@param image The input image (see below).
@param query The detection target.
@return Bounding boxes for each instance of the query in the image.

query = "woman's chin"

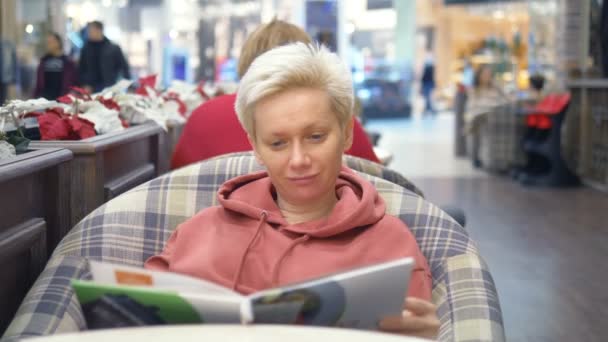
[282,191,328,207]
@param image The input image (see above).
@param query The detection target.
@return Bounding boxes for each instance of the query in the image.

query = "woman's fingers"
[379,313,439,330]
[380,298,440,339]
[404,297,437,316]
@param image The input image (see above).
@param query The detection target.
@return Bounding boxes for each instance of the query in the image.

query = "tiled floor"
[365,114,608,341]
[366,114,487,178]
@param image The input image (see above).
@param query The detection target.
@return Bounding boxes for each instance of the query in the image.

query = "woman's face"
[480,67,493,87]
[251,87,353,207]
[46,35,60,54]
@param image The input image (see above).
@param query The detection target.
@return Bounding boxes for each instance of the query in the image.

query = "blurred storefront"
[418,0,606,95]
[2,0,606,100]
[416,0,558,96]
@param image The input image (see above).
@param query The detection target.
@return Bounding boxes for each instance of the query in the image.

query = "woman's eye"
[310,133,325,141]
[270,140,285,148]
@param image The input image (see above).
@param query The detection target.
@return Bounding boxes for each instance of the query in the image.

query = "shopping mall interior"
[1,0,607,341]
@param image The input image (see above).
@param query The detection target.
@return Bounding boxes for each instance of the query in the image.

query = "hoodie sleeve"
[406,243,433,302]
[144,228,180,271]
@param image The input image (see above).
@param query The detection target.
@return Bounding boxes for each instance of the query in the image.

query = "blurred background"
[0,0,567,103]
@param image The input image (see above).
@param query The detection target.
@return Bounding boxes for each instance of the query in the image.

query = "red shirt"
[171,94,380,169]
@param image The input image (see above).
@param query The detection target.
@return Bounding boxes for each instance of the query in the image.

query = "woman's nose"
[289,142,311,169]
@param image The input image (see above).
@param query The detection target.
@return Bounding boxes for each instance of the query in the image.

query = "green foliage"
[7,134,30,154]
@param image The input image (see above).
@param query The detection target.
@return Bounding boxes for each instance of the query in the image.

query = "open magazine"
[72,258,414,330]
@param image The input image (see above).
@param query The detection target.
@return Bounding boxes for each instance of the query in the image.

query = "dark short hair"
[48,32,63,50]
[474,64,492,88]
[88,21,104,31]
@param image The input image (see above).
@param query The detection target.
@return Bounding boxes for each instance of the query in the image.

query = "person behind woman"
[469,64,505,105]
[33,32,77,100]
[170,19,380,170]
[465,64,508,166]
[420,51,436,115]
[146,43,439,339]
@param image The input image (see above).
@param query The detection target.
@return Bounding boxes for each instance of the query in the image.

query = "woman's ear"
[248,134,265,166]
[343,116,354,151]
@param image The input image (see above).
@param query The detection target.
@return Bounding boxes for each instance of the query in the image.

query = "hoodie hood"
[217,166,386,237]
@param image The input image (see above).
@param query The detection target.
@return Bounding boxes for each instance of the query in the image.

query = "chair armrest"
[2,255,90,341]
[435,254,505,342]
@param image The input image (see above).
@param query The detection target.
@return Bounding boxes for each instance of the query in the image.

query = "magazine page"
[72,280,245,328]
[246,257,414,330]
[88,260,239,296]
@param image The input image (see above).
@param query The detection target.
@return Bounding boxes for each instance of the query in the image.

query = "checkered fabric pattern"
[467,103,527,173]
[2,153,504,342]
[209,152,426,197]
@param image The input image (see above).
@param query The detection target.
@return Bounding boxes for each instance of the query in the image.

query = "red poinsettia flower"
[37,111,71,140]
[196,81,211,100]
[68,117,96,140]
[135,75,159,96]
[57,94,74,104]
[69,87,92,101]
[163,92,187,116]
[47,107,68,117]
[96,96,121,111]
[36,107,96,140]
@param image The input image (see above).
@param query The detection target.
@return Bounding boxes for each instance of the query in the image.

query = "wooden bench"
[0,148,73,333]
[29,121,163,228]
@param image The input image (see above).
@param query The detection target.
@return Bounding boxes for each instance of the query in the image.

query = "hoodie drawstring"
[271,234,310,287]
[231,211,267,291]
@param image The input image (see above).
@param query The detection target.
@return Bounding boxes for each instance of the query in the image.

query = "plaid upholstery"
[2,153,504,342]
[466,103,527,172]
[209,151,425,197]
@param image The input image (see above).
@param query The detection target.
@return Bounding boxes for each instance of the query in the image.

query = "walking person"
[78,21,130,93]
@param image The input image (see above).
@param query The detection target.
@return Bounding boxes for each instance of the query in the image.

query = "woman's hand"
[378,297,440,340]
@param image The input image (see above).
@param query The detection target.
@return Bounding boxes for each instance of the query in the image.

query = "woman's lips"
[287,174,317,185]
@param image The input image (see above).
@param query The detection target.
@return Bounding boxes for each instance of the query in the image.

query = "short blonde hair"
[237,19,312,78]
[235,43,354,138]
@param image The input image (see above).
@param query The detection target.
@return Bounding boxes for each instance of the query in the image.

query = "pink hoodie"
[145,167,432,300]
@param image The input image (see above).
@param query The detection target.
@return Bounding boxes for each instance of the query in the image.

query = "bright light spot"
[174,0,187,9]
[493,10,505,20]
[65,4,79,17]
[118,0,127,8]
[169,30,179,39]
[346,22,356,35]
[102,0,112,8]
[82,2,97,23]
[25,24,34,34]
[353,72,365,83]
[357,89,371,101]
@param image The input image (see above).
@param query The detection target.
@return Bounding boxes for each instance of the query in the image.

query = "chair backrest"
[534,93,571,115]
[209,151,426,198]
[3,154,504,342]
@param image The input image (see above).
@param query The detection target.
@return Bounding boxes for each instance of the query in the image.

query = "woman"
[465,64,508,166]
[420,51,436,115]
[33,32,77,99]
[146,43,439,338]
[170,19,380,169]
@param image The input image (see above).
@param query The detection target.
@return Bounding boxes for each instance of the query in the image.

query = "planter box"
[29,121,163,227]
[158,120,185,174]
[0,148,73,333]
